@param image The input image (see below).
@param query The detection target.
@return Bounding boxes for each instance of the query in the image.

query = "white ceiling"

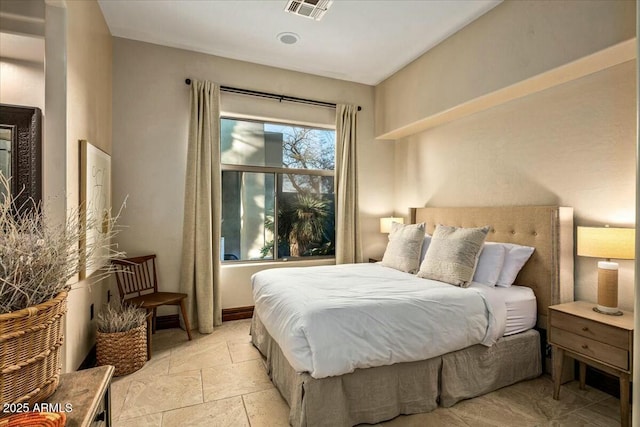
[98,0,501,86]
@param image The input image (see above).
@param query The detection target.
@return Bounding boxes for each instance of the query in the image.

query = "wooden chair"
[111,254,192,359]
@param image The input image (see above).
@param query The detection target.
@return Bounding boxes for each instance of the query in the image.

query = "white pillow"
[495,243,535,287]
[472,243,507,286]
[381,222,425,274]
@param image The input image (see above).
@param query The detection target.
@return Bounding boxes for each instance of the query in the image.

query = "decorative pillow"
[418,234,432,264]
[495,243,535,287]
[381,222,425,274]
[472,243,507,286]
[417,224,490,287]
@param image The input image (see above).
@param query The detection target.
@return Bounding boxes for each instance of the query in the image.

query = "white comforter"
[252,263,501,379]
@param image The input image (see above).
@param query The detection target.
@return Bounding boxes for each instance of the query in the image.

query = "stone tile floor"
[111,319,622,426]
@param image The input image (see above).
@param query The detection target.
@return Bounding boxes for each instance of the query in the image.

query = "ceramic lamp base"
[596,261,620,315]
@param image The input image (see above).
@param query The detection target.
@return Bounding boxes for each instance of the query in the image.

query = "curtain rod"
[185,78,361,111]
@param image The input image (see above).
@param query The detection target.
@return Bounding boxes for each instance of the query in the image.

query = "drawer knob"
[582,327,589,332]
[581,344,588,349]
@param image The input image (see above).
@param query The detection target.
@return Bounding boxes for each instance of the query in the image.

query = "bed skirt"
[251,314,541,427]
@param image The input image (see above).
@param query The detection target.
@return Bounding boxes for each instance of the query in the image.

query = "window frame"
[220,116,336,263]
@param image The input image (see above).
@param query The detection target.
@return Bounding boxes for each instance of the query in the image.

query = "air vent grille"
[285,0,333,21]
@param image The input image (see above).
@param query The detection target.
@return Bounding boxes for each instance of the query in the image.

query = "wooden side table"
[549,301,633,427]
[46,365,114,427]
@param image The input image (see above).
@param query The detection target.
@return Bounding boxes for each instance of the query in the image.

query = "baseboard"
[222,306,254,321]
[156,314,180,330]
[154,306,254,329]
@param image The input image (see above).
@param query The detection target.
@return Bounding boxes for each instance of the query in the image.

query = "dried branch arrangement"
[96,302,147,333]
[0,174,125,313]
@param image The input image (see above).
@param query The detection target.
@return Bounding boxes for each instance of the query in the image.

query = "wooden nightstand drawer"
[550,310,629,350]
[549,326,629,370]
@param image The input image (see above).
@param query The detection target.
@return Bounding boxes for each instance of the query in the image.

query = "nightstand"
[549,301,633,427]
[368,257,381,263]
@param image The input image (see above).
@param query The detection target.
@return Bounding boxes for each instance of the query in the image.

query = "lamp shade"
[380,217,404,233]
[577,226,635,260]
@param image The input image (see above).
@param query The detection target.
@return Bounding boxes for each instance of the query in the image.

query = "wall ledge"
[376,38,636,141]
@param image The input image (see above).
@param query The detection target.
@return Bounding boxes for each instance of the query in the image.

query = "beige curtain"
[335,104,362,264]
[179,80,222,333]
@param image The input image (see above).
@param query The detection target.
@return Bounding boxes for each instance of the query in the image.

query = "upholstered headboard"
[410,206,574,329]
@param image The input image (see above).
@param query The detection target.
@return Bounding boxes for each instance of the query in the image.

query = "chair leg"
[179,299,193,341]
[152,308,157,334]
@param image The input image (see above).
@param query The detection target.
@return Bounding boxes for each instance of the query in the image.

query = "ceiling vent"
[285,0,333,21]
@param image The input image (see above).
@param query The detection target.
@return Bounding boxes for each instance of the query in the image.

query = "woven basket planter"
[0,291,67,407]
[96,323,147,376]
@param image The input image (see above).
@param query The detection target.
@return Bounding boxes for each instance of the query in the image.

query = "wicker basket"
[0,291,67,407]
[0,411,66,427]
[96,323,147,376]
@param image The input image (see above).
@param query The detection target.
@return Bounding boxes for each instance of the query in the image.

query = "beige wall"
[374,0,637,311]
[63,0,113,372]
[0,0,103,371]
[0,58,44,110]
[111,38,392,311]
[0,0,44,36]
[393,60,636,310]
[375,0,636,138]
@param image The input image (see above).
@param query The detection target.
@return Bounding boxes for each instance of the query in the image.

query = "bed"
[250,206,574,426]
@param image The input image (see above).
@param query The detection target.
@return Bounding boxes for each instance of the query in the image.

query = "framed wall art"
[79,139,111,280]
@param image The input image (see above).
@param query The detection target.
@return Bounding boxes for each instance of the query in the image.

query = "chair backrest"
[111,254,158,300]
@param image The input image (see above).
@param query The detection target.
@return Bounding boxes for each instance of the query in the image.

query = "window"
[221,118,335,261]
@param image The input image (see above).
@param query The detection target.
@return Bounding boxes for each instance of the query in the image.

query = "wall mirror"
[0,104,42,209]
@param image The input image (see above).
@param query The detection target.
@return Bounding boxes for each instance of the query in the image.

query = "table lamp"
[379,217,404,234]
[577,226,635,315]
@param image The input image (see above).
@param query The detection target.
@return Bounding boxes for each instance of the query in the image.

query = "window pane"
[276,174,335,259]
[221,171,275,261]
[221,119,282,168]
[265,123,334,171]
[221,118,335,170]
